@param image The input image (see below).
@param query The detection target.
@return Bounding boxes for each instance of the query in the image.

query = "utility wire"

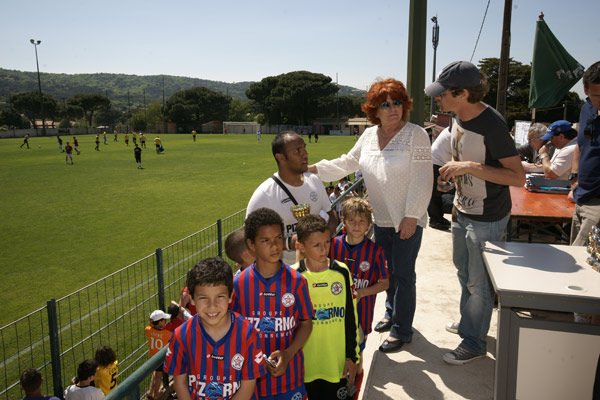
[470,0,491,62]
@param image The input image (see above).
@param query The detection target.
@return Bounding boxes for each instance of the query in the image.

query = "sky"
[2,0,598,99]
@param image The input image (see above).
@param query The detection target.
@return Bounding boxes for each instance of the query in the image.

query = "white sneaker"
[445,322,459,334]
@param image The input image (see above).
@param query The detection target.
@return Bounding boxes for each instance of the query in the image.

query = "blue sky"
[2,0,598,99]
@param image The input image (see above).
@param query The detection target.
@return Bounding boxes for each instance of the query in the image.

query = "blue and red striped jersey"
[231,262,314,397]
[164,311,266,400]
[329,234,388,335]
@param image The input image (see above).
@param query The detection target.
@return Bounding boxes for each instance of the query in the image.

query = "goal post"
[223,121,260,134]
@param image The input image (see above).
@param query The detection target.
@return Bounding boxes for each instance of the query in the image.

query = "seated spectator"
[64,360,104,400]
[20,368,60,400]
[537,120,577,180]
[519,123,554,172]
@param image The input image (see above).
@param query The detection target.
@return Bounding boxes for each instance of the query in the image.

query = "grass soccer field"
[0,133,357,328]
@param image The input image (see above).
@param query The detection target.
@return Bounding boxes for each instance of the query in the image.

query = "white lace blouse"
[315,123,433,230]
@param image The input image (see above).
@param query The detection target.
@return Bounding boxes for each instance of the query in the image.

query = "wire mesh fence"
[0,210,246,400]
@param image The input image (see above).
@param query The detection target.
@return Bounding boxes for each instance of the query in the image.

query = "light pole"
[430,16,439,121]
[30,39,46,136]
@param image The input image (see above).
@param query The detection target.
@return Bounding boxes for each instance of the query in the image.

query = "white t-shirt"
[64,384,104,400]
[431,127,452,167]
[549,139,576,180]
[246,172,332,264]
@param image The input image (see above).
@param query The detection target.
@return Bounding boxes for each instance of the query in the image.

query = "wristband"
[539,154,549,160]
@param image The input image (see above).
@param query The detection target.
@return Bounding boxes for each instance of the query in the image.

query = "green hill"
[0,68,363,109]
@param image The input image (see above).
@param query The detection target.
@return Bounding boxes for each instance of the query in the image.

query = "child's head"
[244,208,284,265]
[342,198,373,225]
[187,256,234,299]
[168,302,181,320]
[225,229,254,270]
[95,346,117,367]
[20,368,42,395]
[149,310,170,329]
[296,215,331,265]
[77,359,98,382]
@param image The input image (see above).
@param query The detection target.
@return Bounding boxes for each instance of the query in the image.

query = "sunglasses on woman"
[380,100,403,110]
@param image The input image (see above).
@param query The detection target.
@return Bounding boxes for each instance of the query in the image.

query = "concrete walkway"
[359,225,497,400]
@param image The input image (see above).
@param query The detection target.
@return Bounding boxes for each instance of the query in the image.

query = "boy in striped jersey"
[329,198,389,399]
[164,257,266,400]
[233,207,314,400]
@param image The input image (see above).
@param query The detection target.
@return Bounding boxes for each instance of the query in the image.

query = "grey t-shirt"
[451,106,518,222]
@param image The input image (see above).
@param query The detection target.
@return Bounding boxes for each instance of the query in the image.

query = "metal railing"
[0,179,363,400]
[0,211,245,400]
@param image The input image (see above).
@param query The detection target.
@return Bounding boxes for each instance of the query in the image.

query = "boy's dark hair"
[296,214,329,243]
[151,319,164,326]
[77,359,98,381]
[95,346,117,367]
[271,131,296,164]
[244,208,284,243]
[225,229,248,264]
[449,71,490,103]
[20,368,42,393]
[187,256,233,298]
[583,61,600,89]
[167,303,180,320]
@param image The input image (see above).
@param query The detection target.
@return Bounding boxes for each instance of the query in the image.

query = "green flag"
[528,18,584,109]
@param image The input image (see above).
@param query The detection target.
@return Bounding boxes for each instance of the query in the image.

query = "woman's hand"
[307,164,318,174]
[398,217,418,240]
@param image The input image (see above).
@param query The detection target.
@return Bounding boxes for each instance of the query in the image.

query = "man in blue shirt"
[569,61,600,246]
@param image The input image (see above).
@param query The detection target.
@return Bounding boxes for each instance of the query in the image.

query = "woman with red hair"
[309,78,433,354]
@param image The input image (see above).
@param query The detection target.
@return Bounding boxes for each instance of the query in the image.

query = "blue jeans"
[452,212,510,355]
[375,224,423,342]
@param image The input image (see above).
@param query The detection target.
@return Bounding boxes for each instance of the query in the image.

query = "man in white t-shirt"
[246,131,338,265]
[537,120,577,180]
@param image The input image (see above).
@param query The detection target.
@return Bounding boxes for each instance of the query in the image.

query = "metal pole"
[496,0,513,118]
[30,39,46,136]
[47,299,63,398]
[407,0,427,127]
[336,72,339,128]
[217,219,223,258]
[430,16,439,120]
[156,248,165,311]
[162,76,167,134]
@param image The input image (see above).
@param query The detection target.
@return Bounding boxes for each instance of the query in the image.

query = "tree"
[478,57,583,126]
[94,106,123,129]
[228,98,254,121]
[130,111,147,131]
[246,71,339,125]
[165,87,231,127]
[66,94,110,127]
[10,91,57,127]
[0,109,30,128]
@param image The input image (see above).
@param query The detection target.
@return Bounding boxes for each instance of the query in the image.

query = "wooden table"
[507,186,575,242]
[482,241,600,400]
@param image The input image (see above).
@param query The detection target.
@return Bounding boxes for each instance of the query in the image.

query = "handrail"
[104,346,167,400]
[330,177,365,234]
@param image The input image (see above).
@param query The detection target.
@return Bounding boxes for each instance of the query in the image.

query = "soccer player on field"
[124,133,129,146]
[103,131,107,145]
[292,214,360,400]
[113,130,118,142]
[329,197,389,399]
[164,257,266,400]
[140,133,147,148]
[65,142,74,165]
[232,208,314,400]
[154,136,161,154]
[73,137,80,155]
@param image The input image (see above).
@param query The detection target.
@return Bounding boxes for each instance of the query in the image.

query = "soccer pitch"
[0,133,356,328]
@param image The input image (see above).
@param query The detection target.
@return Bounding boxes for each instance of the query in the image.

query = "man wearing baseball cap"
[425,61,525,365]
[537,120,577,180]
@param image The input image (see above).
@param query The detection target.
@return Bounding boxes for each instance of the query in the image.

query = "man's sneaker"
[445,322,459,334]
[443,346,485,365]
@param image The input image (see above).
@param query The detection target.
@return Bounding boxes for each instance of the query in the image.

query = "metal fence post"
[156,248,165,311]
[47,299,63,398]
[217,219,223,258]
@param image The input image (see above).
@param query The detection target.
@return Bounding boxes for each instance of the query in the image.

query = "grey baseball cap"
[424,61,481,97]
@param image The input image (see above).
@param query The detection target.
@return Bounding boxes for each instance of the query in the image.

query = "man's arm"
[173,374,191,400]
[266,319,312,377]
[568,144,580,202]
[327,209,339,236]
[439,154,525,187]
[538,144,559,179]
